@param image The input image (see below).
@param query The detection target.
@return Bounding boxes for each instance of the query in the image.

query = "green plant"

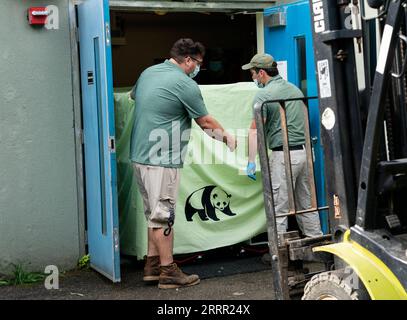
[78,254,90,269]
[0,280,9,287]
[11,264,45,285]
[0,264,45,286]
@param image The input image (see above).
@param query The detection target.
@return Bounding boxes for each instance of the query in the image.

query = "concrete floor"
[0,266,277,300]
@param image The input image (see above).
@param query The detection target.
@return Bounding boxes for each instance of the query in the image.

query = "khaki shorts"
[133,163,180,229]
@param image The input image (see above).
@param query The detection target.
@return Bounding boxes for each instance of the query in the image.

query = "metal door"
[77,0,120,282]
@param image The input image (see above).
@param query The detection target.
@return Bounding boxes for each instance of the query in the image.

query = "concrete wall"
[0,0,81,274]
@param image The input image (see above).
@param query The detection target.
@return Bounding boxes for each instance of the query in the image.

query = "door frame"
[67,0,269,261]
[68,0,86,257]
[109,1,274,12]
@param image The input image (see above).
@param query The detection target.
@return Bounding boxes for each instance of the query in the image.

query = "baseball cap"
[242,53,276,70]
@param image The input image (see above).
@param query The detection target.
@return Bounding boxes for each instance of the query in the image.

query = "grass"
[0,256,90,287]
[0,280,9,286]
[0,264,46,287]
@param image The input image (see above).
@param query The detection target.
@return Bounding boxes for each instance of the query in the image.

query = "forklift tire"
[301,269,370,300]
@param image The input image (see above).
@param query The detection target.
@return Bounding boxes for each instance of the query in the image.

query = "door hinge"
[105,22,111,46]
[109,136,116,153]
[84,230,88,245]
[75,26,80,43]
[79,129,84,145]
[113,228,119,252]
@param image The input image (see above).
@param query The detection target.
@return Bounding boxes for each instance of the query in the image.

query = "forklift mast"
[252,0,407,300]
[309,0,407,233]
[309,0,365,233]
[309,0,407,290]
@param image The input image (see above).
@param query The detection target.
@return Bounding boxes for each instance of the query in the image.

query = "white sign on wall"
[277,60,288,81]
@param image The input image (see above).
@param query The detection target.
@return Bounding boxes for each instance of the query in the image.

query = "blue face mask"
[189,65,200,78]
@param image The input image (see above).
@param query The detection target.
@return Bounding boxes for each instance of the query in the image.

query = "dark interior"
[110,10,257,88]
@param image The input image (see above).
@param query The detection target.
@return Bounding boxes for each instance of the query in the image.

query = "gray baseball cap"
[242,53,276,70]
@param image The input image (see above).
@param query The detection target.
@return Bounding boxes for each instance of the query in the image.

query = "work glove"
[246,162,256,181]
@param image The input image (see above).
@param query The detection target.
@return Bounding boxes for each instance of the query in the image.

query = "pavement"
[0,250,280,300]
[0,265,276,300]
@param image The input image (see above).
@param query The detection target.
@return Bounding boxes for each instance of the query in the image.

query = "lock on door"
[87,71,94,85]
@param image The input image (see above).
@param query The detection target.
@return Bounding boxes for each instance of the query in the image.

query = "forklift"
[255,0,407,300]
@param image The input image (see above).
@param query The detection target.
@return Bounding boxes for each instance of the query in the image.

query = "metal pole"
[279,102,297,214]
[303,99,319,209]
[254,102,287,300]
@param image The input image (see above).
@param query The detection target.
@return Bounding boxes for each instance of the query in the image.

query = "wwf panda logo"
[185,185,236,222]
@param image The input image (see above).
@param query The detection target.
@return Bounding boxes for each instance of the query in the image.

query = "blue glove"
[246,162,256,181]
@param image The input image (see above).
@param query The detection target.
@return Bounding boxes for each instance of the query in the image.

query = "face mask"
[254,79,264,88]
[189,65,200,78]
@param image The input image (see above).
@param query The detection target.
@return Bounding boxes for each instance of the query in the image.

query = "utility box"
[264,11,286,28]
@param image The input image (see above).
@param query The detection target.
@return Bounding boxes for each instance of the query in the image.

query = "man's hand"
[246,162,256,181]
[195,115,237,152]
[225,133,237,152]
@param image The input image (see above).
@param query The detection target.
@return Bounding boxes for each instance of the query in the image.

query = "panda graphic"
[185,185,236,222]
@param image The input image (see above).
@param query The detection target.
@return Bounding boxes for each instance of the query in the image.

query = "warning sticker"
[317,60,332,98]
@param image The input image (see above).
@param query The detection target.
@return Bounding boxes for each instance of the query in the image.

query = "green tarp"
[115,82,267,259]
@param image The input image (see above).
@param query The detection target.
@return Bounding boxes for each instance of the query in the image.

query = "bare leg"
[147,228,159,257]
[152,228,174,266]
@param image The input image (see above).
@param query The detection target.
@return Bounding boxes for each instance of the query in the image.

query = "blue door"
[264,0,328,234]
[78,0,120,282]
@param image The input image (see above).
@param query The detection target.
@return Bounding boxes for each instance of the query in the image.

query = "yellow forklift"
[255,0,407,300]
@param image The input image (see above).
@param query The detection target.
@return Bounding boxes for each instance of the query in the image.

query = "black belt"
[271,145,304,151]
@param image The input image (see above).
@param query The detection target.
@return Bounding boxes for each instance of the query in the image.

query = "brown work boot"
[143,256,160,282]
[158,263,200,289]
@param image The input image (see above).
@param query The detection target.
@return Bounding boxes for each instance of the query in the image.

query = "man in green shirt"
[130,38,236,289]
[242,53,322,238]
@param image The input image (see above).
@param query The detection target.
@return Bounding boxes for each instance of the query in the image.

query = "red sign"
[28,7,49,25]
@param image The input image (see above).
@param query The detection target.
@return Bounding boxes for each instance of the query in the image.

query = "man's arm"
[248,119,257,162]
[245,119,258,181]
[194,115,237,151]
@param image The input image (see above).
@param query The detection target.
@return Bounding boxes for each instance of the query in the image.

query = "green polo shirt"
[253,75,306,150]
[130,60,208,168]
